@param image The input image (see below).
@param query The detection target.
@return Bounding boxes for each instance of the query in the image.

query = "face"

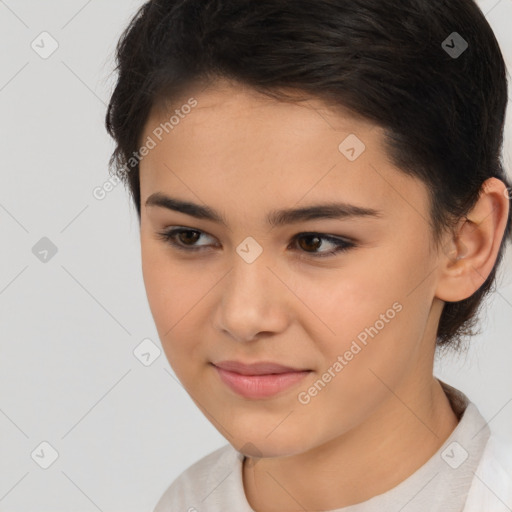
[139,79,447,458]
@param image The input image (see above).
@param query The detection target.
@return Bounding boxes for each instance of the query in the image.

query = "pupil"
[181,231,199,244]
[301,235,320,251]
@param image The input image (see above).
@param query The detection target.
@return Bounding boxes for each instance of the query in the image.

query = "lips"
[213,360,308,375]
[211,360,312,399]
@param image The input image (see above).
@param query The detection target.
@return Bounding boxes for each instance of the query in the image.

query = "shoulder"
[463,434,512,511]
[484,435,512,471]
[153,443,251,512]
[478,435,512,482]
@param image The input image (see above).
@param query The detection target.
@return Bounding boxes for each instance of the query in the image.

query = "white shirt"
[153,381,512,511]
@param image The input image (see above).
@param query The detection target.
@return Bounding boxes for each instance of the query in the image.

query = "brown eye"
[177,230,200,245]
[156,228,216,252]
[291,233,355,258]
[156,227,355,258]
[297,235,323,252]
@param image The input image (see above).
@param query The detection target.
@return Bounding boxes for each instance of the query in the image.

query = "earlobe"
[435,177,510,303]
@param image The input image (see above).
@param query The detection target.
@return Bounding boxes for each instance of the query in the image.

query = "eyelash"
[155,227,356,258]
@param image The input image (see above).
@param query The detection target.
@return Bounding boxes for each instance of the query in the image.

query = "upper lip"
[213,360,310,375]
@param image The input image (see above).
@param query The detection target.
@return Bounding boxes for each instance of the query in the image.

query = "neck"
[243,376,459,511]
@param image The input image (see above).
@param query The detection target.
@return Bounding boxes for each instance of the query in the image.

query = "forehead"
[139,80,429,227]
[147,78,379,146]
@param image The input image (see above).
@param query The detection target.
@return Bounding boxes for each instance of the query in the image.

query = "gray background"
[0,1,511,510]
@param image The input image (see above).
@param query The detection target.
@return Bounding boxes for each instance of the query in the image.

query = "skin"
[138,78,510,510]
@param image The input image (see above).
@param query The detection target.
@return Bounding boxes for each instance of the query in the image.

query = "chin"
[230,426,312,460]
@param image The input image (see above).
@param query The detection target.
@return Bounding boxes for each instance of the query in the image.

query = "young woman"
[105,0,512,510]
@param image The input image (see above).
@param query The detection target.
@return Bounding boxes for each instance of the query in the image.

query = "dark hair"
[105,0,512,352]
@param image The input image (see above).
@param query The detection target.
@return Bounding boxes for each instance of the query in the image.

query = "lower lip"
[213,365,311,399]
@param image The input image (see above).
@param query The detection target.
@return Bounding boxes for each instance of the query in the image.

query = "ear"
[435,177,510,302]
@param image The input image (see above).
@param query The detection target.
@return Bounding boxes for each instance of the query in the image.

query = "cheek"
[141,243,178,325]
[301,243,434,375]
[291,272,428,441]
[288,256,406,351]
[140,240,205,357]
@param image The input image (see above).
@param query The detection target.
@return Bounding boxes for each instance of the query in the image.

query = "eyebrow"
[145,192,383,228]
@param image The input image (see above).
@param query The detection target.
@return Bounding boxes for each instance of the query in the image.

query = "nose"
[213,255,292,343]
